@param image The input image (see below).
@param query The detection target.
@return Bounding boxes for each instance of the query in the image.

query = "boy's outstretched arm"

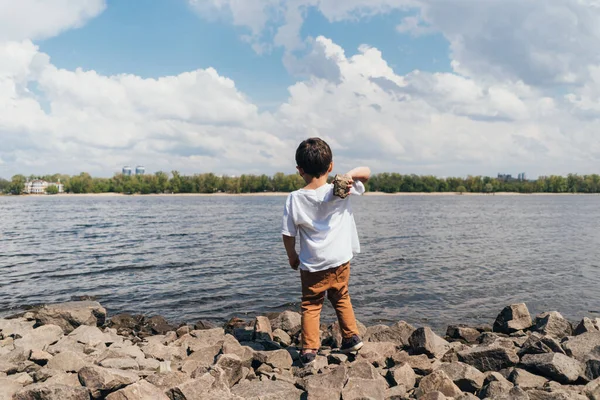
[346,166,371,183]
[282,235,300,270]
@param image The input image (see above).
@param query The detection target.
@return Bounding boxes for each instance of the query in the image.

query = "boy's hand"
[289,254,300,270]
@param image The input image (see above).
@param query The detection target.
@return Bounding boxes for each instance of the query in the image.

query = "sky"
[2,0,600,179]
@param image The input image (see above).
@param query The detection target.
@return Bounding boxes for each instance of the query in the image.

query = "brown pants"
[300,262,359,350]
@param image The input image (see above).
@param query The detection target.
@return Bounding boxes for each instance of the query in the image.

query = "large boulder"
[562,331,600,362]
[0,318,35,338]
[36,302,106,334]
[574,317,599,335]
[13,325,64,352]
[520,353,583,383]
[478,373,513,399]
[409,327,450,359]
[519,332,565,356]
[532,311,573,339]
[0,377,23,400]
[342,377,386,400]
[68,325,117,347]
[253,316,273,341]
[437,361,485,393]
[78,365,139,399]
[446,325,480,344]
[356,342,400,367]
[105,380,170,400]
[508,367,548,389]
[414,370,463,398]
[13,383,90,400]
[387,362,416,389]
[168,370,231,400]
[269,311,301,335]
[231,379,303,399]
[366,321,416,346]
[215,354,245,388]
[457,345,519,372]
[46,350,89,372]
[254,349,293,370]
[144,371,189,391]
[493,304,533,334]
[304,364,347,400]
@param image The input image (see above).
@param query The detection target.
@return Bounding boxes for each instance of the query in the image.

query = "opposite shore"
[3,191,600,197]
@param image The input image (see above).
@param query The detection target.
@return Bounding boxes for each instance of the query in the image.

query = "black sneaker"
[340,335,364,354]
[300,350,317,366]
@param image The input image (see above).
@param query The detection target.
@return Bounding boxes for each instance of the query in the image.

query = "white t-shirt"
[281,181,365,272]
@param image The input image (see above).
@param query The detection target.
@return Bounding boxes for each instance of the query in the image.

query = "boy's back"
[282,181,365,272]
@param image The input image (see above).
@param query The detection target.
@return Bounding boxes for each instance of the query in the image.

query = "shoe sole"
[340,341,364,354]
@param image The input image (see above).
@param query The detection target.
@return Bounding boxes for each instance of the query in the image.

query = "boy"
[281,137,371,365]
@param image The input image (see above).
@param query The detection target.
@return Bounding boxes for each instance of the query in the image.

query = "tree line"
[1,172,600,195]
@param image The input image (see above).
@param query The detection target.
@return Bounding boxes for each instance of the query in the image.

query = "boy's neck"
[303,175,329,190]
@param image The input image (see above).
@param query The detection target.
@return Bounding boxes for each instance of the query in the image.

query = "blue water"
[1,194,600,332]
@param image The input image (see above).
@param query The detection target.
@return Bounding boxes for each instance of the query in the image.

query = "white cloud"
[0,0,106,41]
[3,0,600,179]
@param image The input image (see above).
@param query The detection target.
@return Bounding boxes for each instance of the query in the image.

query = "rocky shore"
[2,302,600,399]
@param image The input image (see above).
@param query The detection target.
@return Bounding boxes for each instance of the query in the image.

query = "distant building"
[122,166,132,176]
[135,166,146,175]
[497,173,513,182]
[23,180,64,194]
[518,172,527,181]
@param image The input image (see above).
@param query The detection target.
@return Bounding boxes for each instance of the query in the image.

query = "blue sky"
[38,0,451,109]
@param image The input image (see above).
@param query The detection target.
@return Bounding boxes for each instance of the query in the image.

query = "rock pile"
[2,301,600,399]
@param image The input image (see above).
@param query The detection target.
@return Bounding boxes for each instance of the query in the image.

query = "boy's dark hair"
[295,138,333,178]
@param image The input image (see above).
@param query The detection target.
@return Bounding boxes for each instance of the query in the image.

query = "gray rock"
[99,357,139,370]
[0,318,35,339]
[586,359,600,380]
[327,353,348,365]
[68,325,116,346]
[184,343,221,368]
[13,383,90,400]
[105,380,170,400]
[519,333,565,356]
[222,335,254,367]
[168,370,232,400]
[29,350,52,365]
[44,372,82,387]
[46,350,88,372]
[384,384,407,400]
[303,364,347,400]
[6,371,33,385]
[478,379,513,399]
[231,379,303,399]
[187,328,226,348]
[532,312,572,339]
[145,371,189,391]
[141,341,186,361]
[409,327,450,359]
[520,353,583,383]
[253,316,273,341]
[493,304,533,334]
[272,329,291,347]
[491,386,530,400]
[14,325,64,352]
[269,311,301,335]
[36,301,106,334]
[366,321,416,346]
[414,370,462,398]
[437,361,485,393]
[446,325,480,344]
[78,365,140,399]
[584,377,600,400]
[574,317,599,336]
[418,393,448,400]
[562,331,600,362]
[387,362,416,389]
[405,354,442,375]
[457,345,519,372]
[216,353,244,387]
[508,367,548,389]
[46,336,85,356]
[0,377,23,400]
[343,377,386,400]
[254,349,293,370]
[357,342,400,367]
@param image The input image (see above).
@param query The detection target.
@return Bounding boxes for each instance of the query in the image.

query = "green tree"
[9,175,26,195]
[456,185,467,194]
[484,183,494,194]
[46,185,59,194]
